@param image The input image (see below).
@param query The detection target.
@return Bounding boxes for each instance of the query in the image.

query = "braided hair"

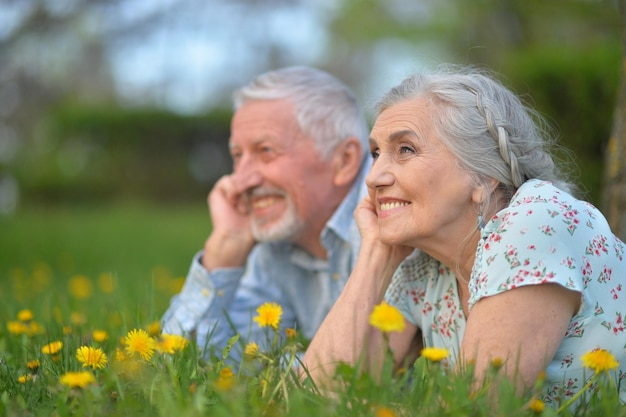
[374,65,576,205]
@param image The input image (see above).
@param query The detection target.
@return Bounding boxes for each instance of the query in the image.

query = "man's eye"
[400,146,414,154]
[370,149,380,159]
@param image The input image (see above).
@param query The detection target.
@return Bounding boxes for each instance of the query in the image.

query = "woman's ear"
[332,137,363,187]
[471,178,500,204]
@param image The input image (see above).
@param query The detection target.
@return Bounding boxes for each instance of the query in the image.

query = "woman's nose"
[366,158,395,189]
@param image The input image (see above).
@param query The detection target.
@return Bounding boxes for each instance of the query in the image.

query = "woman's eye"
[370,149,380,159]
[399,146,414,154]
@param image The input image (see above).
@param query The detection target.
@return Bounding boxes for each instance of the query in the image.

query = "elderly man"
[161,66,370,362]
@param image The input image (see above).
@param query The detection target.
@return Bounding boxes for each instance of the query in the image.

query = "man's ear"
[332,137,363,187]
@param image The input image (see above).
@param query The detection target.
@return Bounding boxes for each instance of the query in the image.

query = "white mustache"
[244,187,287,204]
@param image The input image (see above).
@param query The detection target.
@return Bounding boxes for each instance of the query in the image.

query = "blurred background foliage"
[0,0,623,287]
[0,0,621,212]
[18,106,232,204]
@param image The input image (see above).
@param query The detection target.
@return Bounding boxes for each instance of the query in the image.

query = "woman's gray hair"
[234,66,370,160]
[375,65,577,201]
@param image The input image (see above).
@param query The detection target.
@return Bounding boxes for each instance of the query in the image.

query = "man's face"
[229,99,339,243]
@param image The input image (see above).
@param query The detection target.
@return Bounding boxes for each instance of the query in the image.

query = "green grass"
[0,203,624,417]
[0,202,209,279]
[0,202,209,328]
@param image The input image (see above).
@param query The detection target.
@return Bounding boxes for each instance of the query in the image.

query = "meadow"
[0,203,624,417]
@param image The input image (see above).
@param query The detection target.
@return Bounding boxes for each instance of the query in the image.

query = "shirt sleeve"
[469,181,587,310]
[161,247,297,365]
[160,250,244,339]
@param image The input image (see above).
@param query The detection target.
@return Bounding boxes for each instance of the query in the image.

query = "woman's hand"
[303,197,418,386]
[355,196,414,270]
[354,195,381,242]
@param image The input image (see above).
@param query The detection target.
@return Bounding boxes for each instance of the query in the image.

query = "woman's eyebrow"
[388,129,420,143]
[369,129,419,145]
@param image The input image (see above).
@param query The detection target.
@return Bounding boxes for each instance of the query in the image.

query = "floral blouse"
[385,179,626,406]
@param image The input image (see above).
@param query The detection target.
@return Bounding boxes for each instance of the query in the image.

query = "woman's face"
[367,97,481,253]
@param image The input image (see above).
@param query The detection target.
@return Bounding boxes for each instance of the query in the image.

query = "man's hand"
[202,174,256,271]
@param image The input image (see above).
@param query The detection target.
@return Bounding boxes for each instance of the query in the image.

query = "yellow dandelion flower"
[7,321,27,335]
[18,374,33,383]
[92,329,109,343]
[581,349,619,373]
[42,341,63,355]
[60,371,95,389]
[286,328,297,339]
[421,347,449,362]
[26,359,40,371]
[189,382,198,394]
[112,347,146,379]
[124,329,156,360]
[17,309,33,322]
[253,302,282,329]
[156,334,188,354]
[374,406,397,417]
[114,347,127,361]
[108,312,123,328]
[68,274,93,299]
[32,262,52,287]
[63,325,73,335]
[27,321,44,336]
[76,346,108,369]
[112,347,141,376]
[490,357,504,370]
[70,311,87,326]
[52,307,63,324]
[145,321,161,337]
[528,398,545,413]
[369,302,406,333]
[536,370,546,382]
[215,367,235,391]
[244,342,259,358]
[170,277,185,294]
[98,272,117,293]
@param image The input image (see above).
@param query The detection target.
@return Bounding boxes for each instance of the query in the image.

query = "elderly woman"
[302,67,626,407]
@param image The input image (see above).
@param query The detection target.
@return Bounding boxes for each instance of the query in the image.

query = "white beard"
[250,197,305,242]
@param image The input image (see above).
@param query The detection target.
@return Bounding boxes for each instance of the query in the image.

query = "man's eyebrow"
[229,136,276,151]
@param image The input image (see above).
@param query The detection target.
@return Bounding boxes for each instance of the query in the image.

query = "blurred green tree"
[0,0,622,215]
[603,0,626,240]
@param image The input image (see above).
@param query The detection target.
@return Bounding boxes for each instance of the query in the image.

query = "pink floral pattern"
[385,180,626,407]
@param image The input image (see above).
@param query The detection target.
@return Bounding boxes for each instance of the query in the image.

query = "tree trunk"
[602,0,626,241]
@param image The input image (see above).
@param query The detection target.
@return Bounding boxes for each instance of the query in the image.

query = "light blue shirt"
[161,159,369,363]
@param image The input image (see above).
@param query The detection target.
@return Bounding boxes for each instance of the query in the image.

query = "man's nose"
[233,158,263,191]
